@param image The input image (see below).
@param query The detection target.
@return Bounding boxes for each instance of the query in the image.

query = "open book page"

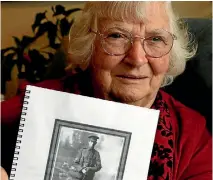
[10,85,159,180]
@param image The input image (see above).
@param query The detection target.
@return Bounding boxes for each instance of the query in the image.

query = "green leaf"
[1,47,17,55]
[26,49,49,82]
[53,5,65,16]
[56,19,60,26]
[1,53,16,81]
[64,8,81,17]
[35,21,52,38]
[1,52,16,65]
[21,36,35,48]
[46,22,58,47]
[32,11,47,32]
[51,6,55,14]
[12,36,21,47]
[49,43,61,50]
[60,17,71,37]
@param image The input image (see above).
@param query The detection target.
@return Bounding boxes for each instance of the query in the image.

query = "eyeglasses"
[91,27,177,58]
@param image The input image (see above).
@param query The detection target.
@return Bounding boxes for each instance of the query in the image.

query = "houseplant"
[1,5,81,97]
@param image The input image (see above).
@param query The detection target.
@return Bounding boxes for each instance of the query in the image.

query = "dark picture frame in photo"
[44,119,132,180]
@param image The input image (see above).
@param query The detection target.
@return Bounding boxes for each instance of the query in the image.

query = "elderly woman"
[1,2,212,180]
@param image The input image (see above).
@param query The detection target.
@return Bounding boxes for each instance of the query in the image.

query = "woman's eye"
[108,33,123,39]
[151,36,163,42]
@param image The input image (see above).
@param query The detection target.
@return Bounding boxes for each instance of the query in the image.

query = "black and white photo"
[44,119,131,180]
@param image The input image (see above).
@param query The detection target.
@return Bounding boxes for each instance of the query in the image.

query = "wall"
[172,1,212,18]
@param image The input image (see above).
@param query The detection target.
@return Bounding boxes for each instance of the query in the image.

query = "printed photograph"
[44,119,132,180]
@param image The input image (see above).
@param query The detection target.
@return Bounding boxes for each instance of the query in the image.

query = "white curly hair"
[68,2,197,87]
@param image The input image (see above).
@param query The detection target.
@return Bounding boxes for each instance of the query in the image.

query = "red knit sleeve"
[160,90,212,180]
[180,126,212,180]
[1,95,23,124]
[1,79,64,124]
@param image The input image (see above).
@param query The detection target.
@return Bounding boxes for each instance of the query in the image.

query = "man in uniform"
[67,135,102,180]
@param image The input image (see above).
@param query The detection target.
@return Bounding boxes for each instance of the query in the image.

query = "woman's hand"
[1,167,8,180]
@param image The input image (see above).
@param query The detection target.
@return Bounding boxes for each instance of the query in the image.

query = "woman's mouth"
[116,74,148,80]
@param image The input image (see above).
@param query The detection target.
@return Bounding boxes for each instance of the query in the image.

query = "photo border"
[44,119,132,180]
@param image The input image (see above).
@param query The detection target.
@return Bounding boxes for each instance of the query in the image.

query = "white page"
[10,85,159,180]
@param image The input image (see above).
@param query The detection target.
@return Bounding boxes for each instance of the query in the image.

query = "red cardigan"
[1,77,212,180]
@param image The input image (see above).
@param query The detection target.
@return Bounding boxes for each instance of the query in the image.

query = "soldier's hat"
[88,135,99,142]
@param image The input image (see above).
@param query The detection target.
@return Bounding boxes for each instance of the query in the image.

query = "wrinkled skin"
[90,2,170,108]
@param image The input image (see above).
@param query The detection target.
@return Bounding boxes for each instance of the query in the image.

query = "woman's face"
[90,3,171,107]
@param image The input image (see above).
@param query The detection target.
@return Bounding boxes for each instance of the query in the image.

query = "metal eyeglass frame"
[90,28,177,58]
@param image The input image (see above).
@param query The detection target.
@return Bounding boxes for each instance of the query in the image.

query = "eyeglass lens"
[100,28,174,57]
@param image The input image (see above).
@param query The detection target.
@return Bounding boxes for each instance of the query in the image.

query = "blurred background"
[1,1,212,100]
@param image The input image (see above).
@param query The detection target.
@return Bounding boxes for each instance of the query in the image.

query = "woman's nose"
[124,39,148,67]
